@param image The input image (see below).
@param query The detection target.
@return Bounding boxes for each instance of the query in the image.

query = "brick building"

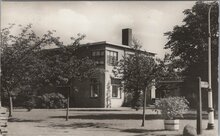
[67,28,155,108]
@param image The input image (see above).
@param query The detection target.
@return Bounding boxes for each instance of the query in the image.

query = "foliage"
[164,2,219,105]
[1,24,65,115]
[14,90,33,107]
[106,82,111,108]
[1,24,62,94]
[131,91,142,110]
[23,97,37,111]
[1,24,96,113]
[37,93,67,109]
[38,50,96,88]
[156,54,182,79]
[114,41,158,109]
[164,2,218,69]
[155,54,184,94]
[154,97,189,120]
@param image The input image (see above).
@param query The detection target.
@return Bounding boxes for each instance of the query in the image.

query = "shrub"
[38,93,67,109]
[131,91,142,110]
[23,97,36,111]
[154,97,189,120]
[13,91,36,111]
[122,93,132,107]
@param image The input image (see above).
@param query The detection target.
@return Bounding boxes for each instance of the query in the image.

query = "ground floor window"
[112,85,121,98]
[111,78,121,98]
[90,78,99,98]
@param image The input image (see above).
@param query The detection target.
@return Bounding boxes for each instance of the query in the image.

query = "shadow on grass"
[68,109,122,112]
[41,122,110,129]
[122,129,182,136]
[50,114,163,120]
[8,118,43,123]
[121,128,165,133]
[50,113,217,120]
[46,122,175,136]
[48,123,181,136]
[182,113,218,120]
[134,134,181,136]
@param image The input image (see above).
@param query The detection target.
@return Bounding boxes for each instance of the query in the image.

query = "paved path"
[7,108,218,136]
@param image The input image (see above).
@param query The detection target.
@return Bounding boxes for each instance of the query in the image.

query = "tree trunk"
[66,86,70,121]
[9,95,13,117]
[141,88,147,127]
[0,87,1,108]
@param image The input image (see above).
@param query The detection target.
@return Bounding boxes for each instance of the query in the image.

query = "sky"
[1,1,195,58]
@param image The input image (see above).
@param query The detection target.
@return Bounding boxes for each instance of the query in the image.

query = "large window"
[91,50,105,65]
[92,50,105,57]
[95,60,104,65]
[90,78,100,98]
[107,50,118,66]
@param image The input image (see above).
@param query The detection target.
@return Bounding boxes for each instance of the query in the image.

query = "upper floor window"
[92,50,105,57]
[107,50,118,66]
[91,50,105,65]
[95,60,104,65]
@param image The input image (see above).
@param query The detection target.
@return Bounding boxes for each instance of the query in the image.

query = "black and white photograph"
[0,0,219,136]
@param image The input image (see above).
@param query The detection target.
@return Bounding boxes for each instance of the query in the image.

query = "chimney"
[122,28,132,46]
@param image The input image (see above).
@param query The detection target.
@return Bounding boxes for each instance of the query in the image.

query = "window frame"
[91,50,105,57]
[91,50,105,65]
[107,50,118,66]
[111,78,122,99]
[90,78,100,98]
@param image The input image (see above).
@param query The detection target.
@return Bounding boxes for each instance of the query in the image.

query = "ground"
[7,108,218,136]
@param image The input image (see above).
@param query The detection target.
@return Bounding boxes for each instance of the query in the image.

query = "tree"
[38,45,97,121]
[1,24,96,116]
[164,2,219,107]
[38,45,96,88]
[1,24,64,116]
[113,41,158,126]
[155,54,183,96]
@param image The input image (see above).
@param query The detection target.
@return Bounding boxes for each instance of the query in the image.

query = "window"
[111,78,121,98]
[92,50,105,57]
[100,51,105,56]
[107,50,118,66]
[95,60,104,65]
[112,85,119,97]
[91,50,105,65]
[90,78,100,98]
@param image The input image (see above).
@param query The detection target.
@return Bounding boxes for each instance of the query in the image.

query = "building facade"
[69,28,155,108]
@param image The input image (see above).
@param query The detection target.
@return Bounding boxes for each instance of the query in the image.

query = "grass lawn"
[7,108,218,136]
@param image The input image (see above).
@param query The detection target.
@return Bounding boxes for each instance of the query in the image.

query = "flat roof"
[42,41,156,56]
[80,41,156,55]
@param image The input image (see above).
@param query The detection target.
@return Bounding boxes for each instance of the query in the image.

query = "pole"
[207,2,215,129]
[66,86,70,121]
[197,77,202,134]
[141,88,147,127]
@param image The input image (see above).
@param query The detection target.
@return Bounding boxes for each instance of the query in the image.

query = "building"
[69,28,155,108]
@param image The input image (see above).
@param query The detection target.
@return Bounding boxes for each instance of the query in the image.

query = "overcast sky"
[1,1,195,58]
